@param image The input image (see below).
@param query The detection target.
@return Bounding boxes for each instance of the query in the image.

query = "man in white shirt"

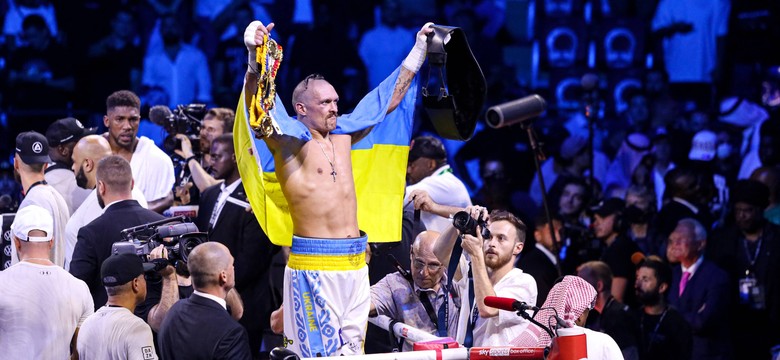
[44,117,95,214]
[405,135,472,232]
[77,253,158,360]
[434,207,538,347]
[12,131,70,267]
[64,135,147,269]
[103,90,175,214]
[0,205,93,359]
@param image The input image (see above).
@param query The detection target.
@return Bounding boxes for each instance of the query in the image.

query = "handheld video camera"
[112,216,207,268]
[452,210,491,239]
[149,104,207,155]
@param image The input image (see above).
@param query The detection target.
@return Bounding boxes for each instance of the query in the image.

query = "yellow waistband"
[288,253,366,271]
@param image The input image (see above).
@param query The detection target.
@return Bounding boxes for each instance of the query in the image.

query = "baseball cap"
[101,253,156,287]
[10,205,53,242]
[45,117,97,146]
[688,130,717,161]
[408,136,446,162]
[15,131,51,164]
[590,197,625,217]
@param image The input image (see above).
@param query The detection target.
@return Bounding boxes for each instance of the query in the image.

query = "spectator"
[708,179,780,360]
[44,117,96,214]
[591,197,641,307]
[11,131,70,267]
[0,205,93,359]
[518,214,562,307]
[102,90,175,213]
[141,13,212,109]
[667,218,732,360]
[404,135,472,232]
[369,230,460,351]
[624,185,660,256]
[158,242,252,359]
[196,133,280,357]
[605,133,652,196]
[634,256,693,360]
[750,166,780,225]
[578,260,641,360]
[77,253,158,359]
[655,166,714,249]
[717,95,768,180]
[434,208,538,347]
[2,0,58,46]
[64,135,148,270]
[358,0,414,89]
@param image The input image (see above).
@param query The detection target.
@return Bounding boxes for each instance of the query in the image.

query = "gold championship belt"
[249,35,283,138]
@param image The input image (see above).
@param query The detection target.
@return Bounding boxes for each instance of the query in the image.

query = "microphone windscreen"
[483,296,517,312]
[149,105,172,126]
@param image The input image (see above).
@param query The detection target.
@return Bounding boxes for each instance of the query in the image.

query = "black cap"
[45,117,96,145]
[101,253,156,287]
[408,136,446,162]
[590,197,625,217]
[731,179,770,210]
[15,131,51,164]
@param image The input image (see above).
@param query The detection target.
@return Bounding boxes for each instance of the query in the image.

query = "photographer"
[432,206,537,347]
[173,108,235,203]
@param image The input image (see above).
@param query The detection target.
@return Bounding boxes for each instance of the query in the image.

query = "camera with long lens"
[112,216,207,269]
[452,211,491,238]
[149,104,207,156]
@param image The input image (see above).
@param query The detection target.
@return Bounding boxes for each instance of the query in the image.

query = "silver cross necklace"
[315,136,337,182]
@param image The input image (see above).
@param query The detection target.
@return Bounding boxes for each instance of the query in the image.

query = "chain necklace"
[315,136,337,182]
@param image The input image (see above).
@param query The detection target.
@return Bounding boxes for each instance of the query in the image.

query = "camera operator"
[432,206,538,347]
[173,108,235,204]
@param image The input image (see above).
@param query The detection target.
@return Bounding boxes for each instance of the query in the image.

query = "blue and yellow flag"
[235,67,418,246]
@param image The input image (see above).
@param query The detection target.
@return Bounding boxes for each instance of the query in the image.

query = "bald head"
[187,242,234,291]
[411,231,440,256]
[72,135,113,189]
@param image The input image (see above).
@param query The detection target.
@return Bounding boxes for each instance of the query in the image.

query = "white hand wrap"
[244,21,263,72]
[402,22,434,73]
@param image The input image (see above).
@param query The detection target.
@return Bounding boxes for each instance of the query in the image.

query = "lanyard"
[742,236,763,272]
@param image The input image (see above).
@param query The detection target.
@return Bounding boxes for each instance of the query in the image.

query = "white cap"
[11,205,54,242]
[688,130,717,161]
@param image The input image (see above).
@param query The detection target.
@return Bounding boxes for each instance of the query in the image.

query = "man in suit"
[69,155,177,330]
[196,133,280,357]
[667,218,732,360]
[517,214,561,307]
[158,241,252,359]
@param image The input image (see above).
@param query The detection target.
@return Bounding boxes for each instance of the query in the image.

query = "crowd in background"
[2,0,780,359]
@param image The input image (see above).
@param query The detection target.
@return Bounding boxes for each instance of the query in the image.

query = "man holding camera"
[174,108,235,195]
[69,156,170,319]
[102,90,175,214]
[77,253,158,359]
[433,207,537,347]
[404,135,472,232]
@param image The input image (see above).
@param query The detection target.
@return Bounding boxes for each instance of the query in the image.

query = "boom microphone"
[485,94,546,129]
[149,105,173,126]
[156,223,199,238]
[484,296,539,312]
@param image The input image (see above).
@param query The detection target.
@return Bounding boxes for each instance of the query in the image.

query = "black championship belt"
[422,25,487,141]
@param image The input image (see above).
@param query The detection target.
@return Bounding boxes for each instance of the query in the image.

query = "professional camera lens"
[452,211,478,236]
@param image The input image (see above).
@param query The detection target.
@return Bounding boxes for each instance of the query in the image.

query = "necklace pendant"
[331,170,337,182]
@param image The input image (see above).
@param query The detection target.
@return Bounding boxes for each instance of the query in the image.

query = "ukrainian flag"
[235,66,418,246]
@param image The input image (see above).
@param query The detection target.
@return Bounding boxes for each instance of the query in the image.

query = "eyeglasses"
[413,259,442,273]
[302,73,325,91]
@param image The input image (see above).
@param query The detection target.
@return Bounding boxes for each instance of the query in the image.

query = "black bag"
[422,25,487,141]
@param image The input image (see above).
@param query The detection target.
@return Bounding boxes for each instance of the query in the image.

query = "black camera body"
[115,216,207,267]
[452,211,491,239]
[159,104,207,155]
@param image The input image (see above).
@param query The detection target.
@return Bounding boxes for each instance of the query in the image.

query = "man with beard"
[634,256,692,360]
[174,108,235,194]
[102,90,175,214]
[196,134,280,358]
[709,179,780,360]
[63,135,147,269]
[434,208,537,347]
[44,117,95,214]
[69,155,174,329]
[11,131,70,268]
